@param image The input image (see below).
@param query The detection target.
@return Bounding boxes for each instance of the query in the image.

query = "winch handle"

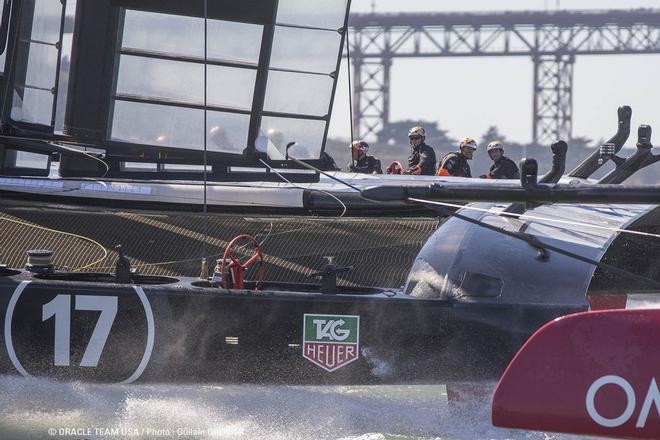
[221,234,265,290]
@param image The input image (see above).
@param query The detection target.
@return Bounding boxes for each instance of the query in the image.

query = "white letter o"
[586,375,636,428]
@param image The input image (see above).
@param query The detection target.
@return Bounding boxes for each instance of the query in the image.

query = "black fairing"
[589,205,660,294]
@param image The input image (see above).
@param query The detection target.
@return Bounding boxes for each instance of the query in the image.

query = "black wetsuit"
[348,156,382,174]
[488,156,520,179]
[438,152,471,177]
[408,142,437,176]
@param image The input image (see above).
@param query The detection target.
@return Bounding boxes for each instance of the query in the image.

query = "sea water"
[0,376,592,440]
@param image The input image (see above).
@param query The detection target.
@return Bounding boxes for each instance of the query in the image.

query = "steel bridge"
[348,9,660,144]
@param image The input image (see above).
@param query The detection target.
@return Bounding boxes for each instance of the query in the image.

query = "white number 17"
[42,295,118,367]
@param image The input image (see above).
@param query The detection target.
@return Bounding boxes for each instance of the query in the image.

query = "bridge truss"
[348,9,660,144]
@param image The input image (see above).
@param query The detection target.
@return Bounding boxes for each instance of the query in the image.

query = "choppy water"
[0,376,593,440]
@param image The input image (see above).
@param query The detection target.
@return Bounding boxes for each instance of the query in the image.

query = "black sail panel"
[63,0,114,140]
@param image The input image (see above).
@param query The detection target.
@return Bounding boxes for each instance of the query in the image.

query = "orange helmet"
[459,137,478,150]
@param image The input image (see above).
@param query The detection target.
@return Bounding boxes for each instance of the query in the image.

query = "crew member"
[405,126,436,175]
[484,141,520,179]
[348,140,382,174]
[437,137,477,177]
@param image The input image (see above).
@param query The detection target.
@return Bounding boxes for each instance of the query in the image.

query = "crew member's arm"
[490,160,519,179]
[481,163,495,179]
[489,162,505,179]
[416,151,431,175]
[436,157,455,177]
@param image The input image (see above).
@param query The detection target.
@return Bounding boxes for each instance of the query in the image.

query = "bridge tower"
[533,54,575,144]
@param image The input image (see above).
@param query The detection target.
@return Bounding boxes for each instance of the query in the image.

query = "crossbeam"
[347,9,660,143]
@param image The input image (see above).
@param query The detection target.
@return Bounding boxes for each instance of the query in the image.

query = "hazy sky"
[328,0,660,146]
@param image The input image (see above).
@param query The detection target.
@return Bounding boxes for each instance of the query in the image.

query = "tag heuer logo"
[302,314,360,372]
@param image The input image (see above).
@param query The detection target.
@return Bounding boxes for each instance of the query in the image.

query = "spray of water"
[0,375,595,440]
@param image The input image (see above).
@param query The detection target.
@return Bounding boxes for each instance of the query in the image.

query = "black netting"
[0,200,438,288]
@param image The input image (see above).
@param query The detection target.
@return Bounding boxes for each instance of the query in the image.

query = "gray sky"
[329,0,660,146]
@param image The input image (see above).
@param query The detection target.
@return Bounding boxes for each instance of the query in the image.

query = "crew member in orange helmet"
[437,137,477,177]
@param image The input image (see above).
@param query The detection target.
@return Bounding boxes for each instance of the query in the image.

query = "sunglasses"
[409,136,422,140]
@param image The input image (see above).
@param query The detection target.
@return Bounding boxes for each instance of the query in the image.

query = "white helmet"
[487,141,504,152]
[408,126,426,139]
[350,140,369,153]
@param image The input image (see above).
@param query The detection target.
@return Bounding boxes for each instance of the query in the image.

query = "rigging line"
[96,236,426,271]
[232,220,274,253]
[92,221,280,270]
[345,24,354,142]
[285,154,362,192]
[88,224,274,271]
[0,133,88,145]
[257,221,274,247]
[202,0,209,264]
[409,197,660,290]
[49,141,110,180]
[94,246,252,270]
[89,217,429,270]
[0,215,108,271]
[0,133,133,151]
[250,223,317,239]
[259,159,348,217]
[410,199,660,241]
[113,255,215,270]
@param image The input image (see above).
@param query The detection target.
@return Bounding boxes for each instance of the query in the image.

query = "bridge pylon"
[353,57,391,140]
[533,54,575,145]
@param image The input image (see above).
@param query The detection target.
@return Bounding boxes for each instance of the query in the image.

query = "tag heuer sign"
[303,314,360,372]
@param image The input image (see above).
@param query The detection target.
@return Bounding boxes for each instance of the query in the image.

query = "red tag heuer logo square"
[302,314,360,372]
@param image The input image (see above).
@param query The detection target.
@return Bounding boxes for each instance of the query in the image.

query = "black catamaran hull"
[0,274,581,385]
